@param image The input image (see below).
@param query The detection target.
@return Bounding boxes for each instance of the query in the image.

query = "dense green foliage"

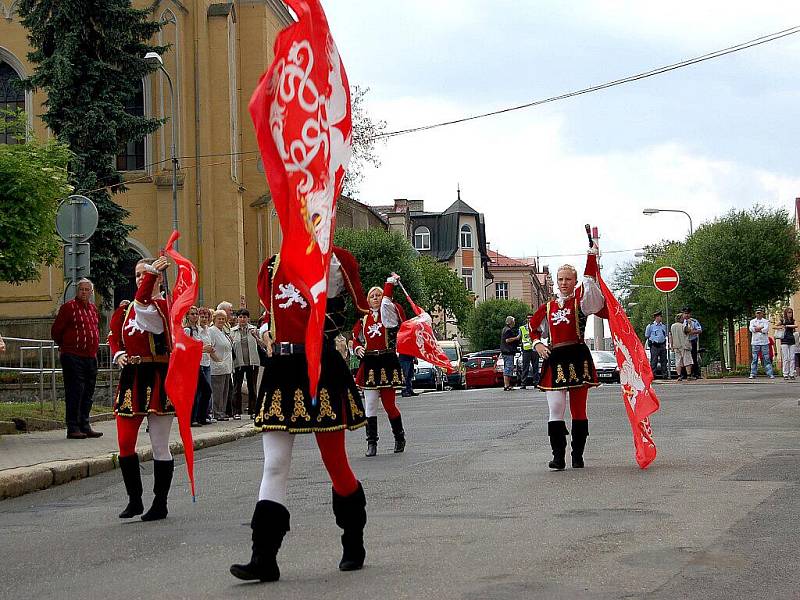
[416,255,474,337]
[613,206,800,366]
[17,0,165,307]
[462,298,532,352]
[0,110,72,283]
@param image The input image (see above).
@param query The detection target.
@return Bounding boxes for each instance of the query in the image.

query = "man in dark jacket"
[500,316,521,391]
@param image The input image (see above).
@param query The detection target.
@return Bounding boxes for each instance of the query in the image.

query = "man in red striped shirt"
[52,279,101,439]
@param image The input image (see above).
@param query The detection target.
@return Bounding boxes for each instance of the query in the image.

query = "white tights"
[258,431,295,505]
[545,390,568,422]
[364,389,381,418]
[147,414,174,461]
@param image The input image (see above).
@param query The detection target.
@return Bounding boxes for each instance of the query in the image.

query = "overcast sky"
[324,1,800,279]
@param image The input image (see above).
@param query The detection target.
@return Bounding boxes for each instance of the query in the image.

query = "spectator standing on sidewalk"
[500,316,521,391]
[669,312,693,381]
[397,352,418,397]
[185,306,214,426]
[51,278,102,439]
[518,315,539,389]
[645,311,668,378]
[209,309,234,420]
[231,308,262,419]
[778,307,797,380]
[749,308,775,379]
[683,307,703,379]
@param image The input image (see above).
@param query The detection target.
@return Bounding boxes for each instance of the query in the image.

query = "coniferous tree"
[17,0,165,307]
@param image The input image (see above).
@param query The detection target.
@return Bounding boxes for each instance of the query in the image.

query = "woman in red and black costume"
[230,246,370,583]
[352,274,407,457]
[528,249,606,470]
[108,256,176,521]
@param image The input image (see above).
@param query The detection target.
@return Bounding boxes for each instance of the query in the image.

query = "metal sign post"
[56,195,98,301]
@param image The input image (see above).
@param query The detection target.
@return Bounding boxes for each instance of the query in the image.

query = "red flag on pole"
[249,0,352,398]
[163,231,202,497]
[596,271,660,469]
[394,286,455,374]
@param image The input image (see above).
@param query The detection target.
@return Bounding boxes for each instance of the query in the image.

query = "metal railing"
[0,336,115,411]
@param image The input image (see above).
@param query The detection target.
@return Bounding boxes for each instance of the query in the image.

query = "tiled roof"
[488,250,531,268]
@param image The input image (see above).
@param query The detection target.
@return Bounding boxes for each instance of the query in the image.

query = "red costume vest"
[108,272,171,361]
[352,281,406,352]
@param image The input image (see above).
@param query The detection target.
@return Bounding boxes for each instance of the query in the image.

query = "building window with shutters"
[460,224,473,248]
[413,226,431,250]
[461,267,474,292]
[495,282,509,300]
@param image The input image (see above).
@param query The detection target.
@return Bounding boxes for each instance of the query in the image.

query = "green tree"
[0,110,72,283]
[683,206,800,367]
[417,255,473,337]
[333,227,426,328]
[17,0,165,307]
[342,85,386,198]
[462,298,531,352]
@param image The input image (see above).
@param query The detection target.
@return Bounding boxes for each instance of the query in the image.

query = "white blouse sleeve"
[579,278,605,316]
[132,303,165,334]
[380,297,400,328]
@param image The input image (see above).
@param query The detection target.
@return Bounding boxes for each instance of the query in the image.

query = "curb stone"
[0,425,261,501]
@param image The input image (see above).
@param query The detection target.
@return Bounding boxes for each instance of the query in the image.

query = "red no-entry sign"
[653,266,680,293]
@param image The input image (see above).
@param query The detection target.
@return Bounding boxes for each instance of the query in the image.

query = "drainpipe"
[193,15,204,305]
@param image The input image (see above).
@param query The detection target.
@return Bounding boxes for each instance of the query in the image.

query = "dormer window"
[413,226,431,250]
[460,224,473,249]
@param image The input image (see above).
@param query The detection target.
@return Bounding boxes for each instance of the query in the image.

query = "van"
[438,340,466,389]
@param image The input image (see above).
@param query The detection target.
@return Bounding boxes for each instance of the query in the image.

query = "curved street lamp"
[144,51,179,249]
[643,208,693,235]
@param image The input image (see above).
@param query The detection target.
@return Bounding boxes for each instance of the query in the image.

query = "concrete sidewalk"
[0,416,260,500]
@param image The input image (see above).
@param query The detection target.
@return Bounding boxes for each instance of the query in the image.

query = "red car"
[465,356,503,388]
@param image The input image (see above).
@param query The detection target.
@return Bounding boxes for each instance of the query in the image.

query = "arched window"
[0,61,24,145]
[413,226,431,250]
[116,82,145,171]
[460,224,473,248]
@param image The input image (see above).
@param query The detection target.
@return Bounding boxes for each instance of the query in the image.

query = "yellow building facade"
[1,0,384,332]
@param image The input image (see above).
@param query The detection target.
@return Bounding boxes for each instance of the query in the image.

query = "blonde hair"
[367,286,383,296]
[212,309,228,321]
[556,264,578,278]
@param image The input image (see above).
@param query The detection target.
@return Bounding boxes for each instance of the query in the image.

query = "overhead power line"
[372,25,800,140]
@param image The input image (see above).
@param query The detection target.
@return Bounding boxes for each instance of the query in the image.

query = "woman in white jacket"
[208,310,234,421]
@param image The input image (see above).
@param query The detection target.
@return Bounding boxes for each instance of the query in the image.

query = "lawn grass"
[0,401,110,426]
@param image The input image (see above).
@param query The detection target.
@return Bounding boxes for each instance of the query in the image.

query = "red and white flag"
[597,272,660,469]
[396,293,455,374]
[249,0,352,398]
[163,231,202,497]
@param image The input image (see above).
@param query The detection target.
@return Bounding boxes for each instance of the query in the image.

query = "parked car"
[439,340,467,388]
[412,359,446,391]
[465,348,501,360]
[465,356,503,387]
[591,350,620,383]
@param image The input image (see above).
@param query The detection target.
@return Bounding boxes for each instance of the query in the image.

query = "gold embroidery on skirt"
[380,368,388,384]
[119,389,133,412]
[583,360,591,380]
[366,369,376,386]
[291,389,311,422]
[349,390,364,418]
[555,365,567,384]
[391,369,402,385]
[145,386,152,410]
[264,390,285,421]
[568,364,579,383]
[317,389,336,422]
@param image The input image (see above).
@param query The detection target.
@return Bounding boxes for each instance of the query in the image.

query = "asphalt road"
[1,382,798,600]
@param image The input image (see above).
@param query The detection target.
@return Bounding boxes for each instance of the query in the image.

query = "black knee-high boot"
[571,419,589,468]
[389,415,406,453]
[230,500,291,582]
[141,459,174,521]
[118,454,144,518]
[547,421,568,471]
[332,482,367,571]
[365,416,378,457]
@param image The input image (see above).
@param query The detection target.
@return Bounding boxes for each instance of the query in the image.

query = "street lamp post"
[144,52,179,250]
[642,208,693,235]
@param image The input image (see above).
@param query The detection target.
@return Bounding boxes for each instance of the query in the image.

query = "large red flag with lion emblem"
[395,290,455,375]
[249,0,352,398]
[597,271,659,469]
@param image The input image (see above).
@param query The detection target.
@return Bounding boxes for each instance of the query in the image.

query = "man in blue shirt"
[683,307,703,379]
[645,311,668,378]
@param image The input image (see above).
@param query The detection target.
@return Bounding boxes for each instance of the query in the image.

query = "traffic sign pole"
[56,195,98,302]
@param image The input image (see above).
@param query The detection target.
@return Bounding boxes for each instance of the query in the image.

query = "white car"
[590,350,620,383]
